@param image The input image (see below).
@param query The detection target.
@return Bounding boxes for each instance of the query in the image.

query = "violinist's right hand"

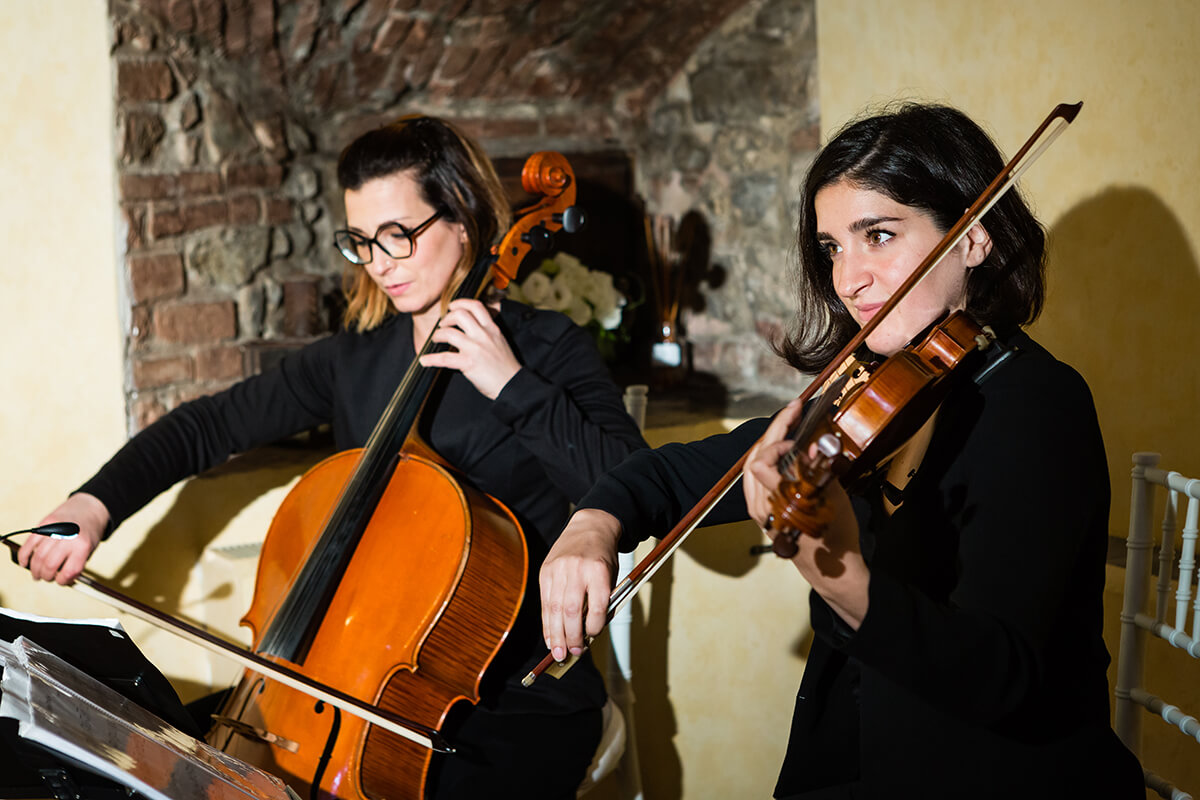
[18,492,107,585]
[540,508,622,663]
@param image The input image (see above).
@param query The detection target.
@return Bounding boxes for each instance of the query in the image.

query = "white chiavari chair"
[1116,452,1200,800]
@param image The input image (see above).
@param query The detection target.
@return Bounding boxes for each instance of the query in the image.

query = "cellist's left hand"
[743,399,871,630]
[419,299,521,400]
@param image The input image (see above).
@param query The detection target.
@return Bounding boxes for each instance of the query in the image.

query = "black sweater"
[579,331,1144,798]
[79,300,647,715]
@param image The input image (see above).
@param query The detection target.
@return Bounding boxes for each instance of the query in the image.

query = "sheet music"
[0,635,296,800]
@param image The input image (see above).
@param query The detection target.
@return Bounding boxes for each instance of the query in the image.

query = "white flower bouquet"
[507,252,631,358]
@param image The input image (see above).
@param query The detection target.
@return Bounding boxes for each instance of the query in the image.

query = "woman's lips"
[855,302,883,322]
[385,281,411,296]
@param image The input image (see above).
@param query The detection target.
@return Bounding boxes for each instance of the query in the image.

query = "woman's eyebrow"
[848,214,904,233]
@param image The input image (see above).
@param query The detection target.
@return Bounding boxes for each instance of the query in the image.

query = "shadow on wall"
[1034,186,1200,537]
[104,441,329,698]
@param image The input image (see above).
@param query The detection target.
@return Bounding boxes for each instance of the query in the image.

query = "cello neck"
[257,253,497,663]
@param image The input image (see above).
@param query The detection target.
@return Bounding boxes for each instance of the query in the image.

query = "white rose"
[548,273,574,311]
[521,271,553,306]
[565,297,593,327]
[554,252,585,272]
[597,304,623,330]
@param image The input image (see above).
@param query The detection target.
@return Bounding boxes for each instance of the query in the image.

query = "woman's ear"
[964,222,993,268]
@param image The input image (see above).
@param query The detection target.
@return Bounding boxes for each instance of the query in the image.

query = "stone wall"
[633,0,818,401]
[110,0,816,431]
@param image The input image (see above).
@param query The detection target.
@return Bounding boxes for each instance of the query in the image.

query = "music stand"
[0,608,295,800]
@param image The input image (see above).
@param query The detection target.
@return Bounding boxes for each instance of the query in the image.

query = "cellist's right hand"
[540,508,622,662]
[18,492,107,585]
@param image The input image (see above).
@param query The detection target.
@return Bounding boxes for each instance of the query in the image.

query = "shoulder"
[497,299,596,362]
[955,329,1103,464]
[977,331,1094,412]
[498,299,581,341]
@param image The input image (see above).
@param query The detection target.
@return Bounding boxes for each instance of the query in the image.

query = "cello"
[204,149,586,800]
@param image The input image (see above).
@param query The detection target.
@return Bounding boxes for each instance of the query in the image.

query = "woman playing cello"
[539,103,1144,798]
[20,115,646,798]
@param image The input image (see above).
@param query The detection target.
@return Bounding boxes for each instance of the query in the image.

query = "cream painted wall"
[0,2,308,701]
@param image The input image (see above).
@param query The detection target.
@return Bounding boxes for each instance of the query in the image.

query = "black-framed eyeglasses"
[333,210,444,265]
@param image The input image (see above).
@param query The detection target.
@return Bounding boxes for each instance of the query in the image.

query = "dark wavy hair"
[336,115,511,331]
[777,102,1047,373]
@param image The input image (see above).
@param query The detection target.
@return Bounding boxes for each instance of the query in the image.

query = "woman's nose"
[369,251,397,276]
[834,254,871,299]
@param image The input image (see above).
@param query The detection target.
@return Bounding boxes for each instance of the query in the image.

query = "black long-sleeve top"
[78,300,647,715]
[578,330,1144,798]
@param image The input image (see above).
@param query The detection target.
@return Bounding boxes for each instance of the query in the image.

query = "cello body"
[209,447,527,799]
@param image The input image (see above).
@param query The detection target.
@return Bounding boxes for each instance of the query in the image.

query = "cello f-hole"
[309,701,341,800]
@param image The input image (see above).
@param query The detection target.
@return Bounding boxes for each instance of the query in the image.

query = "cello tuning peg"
[553,206,586,234]
[520,223,554,252]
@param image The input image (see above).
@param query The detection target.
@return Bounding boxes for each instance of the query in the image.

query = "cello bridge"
[209,714,300,753]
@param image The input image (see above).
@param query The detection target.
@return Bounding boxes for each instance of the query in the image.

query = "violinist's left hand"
[744,398,871,630]
[419,298,521,400]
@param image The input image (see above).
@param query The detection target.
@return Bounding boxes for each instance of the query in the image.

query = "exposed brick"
[129,253,185,303]
[153,300,237,344]
[224,161,284,189]
[544,114,612,139]
[249,0,276,54]
[455,117,540,142]
[132,394,168,431]
[194,0,224,44]
[288,0,322,62]
[436,45,476,83]
[228,194,261,224]
[177,380,238,404]
[265,197,294,224]
[180,199,229,232]
[311,61,349,109]
[352,50,391,96]
[122,112,166,164]
[371,15,413,54]
[179,170,221,196]
[167,0,197,32]
[130,305,152,348]
[150,205,184,239]
[122,204,147,251]
[133,354,194,389]
[117,59,175,102]
[121,173,178,201]
[195,345,244,382]
[224,0,251,57]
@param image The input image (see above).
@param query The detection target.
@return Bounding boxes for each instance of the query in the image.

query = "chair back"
[1115,452,1200,799]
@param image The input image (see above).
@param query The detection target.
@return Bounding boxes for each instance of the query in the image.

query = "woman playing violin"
[20,115,646,798]
[540,103,1144,798]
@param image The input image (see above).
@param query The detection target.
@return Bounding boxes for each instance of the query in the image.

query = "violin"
[524,101,1082,686]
